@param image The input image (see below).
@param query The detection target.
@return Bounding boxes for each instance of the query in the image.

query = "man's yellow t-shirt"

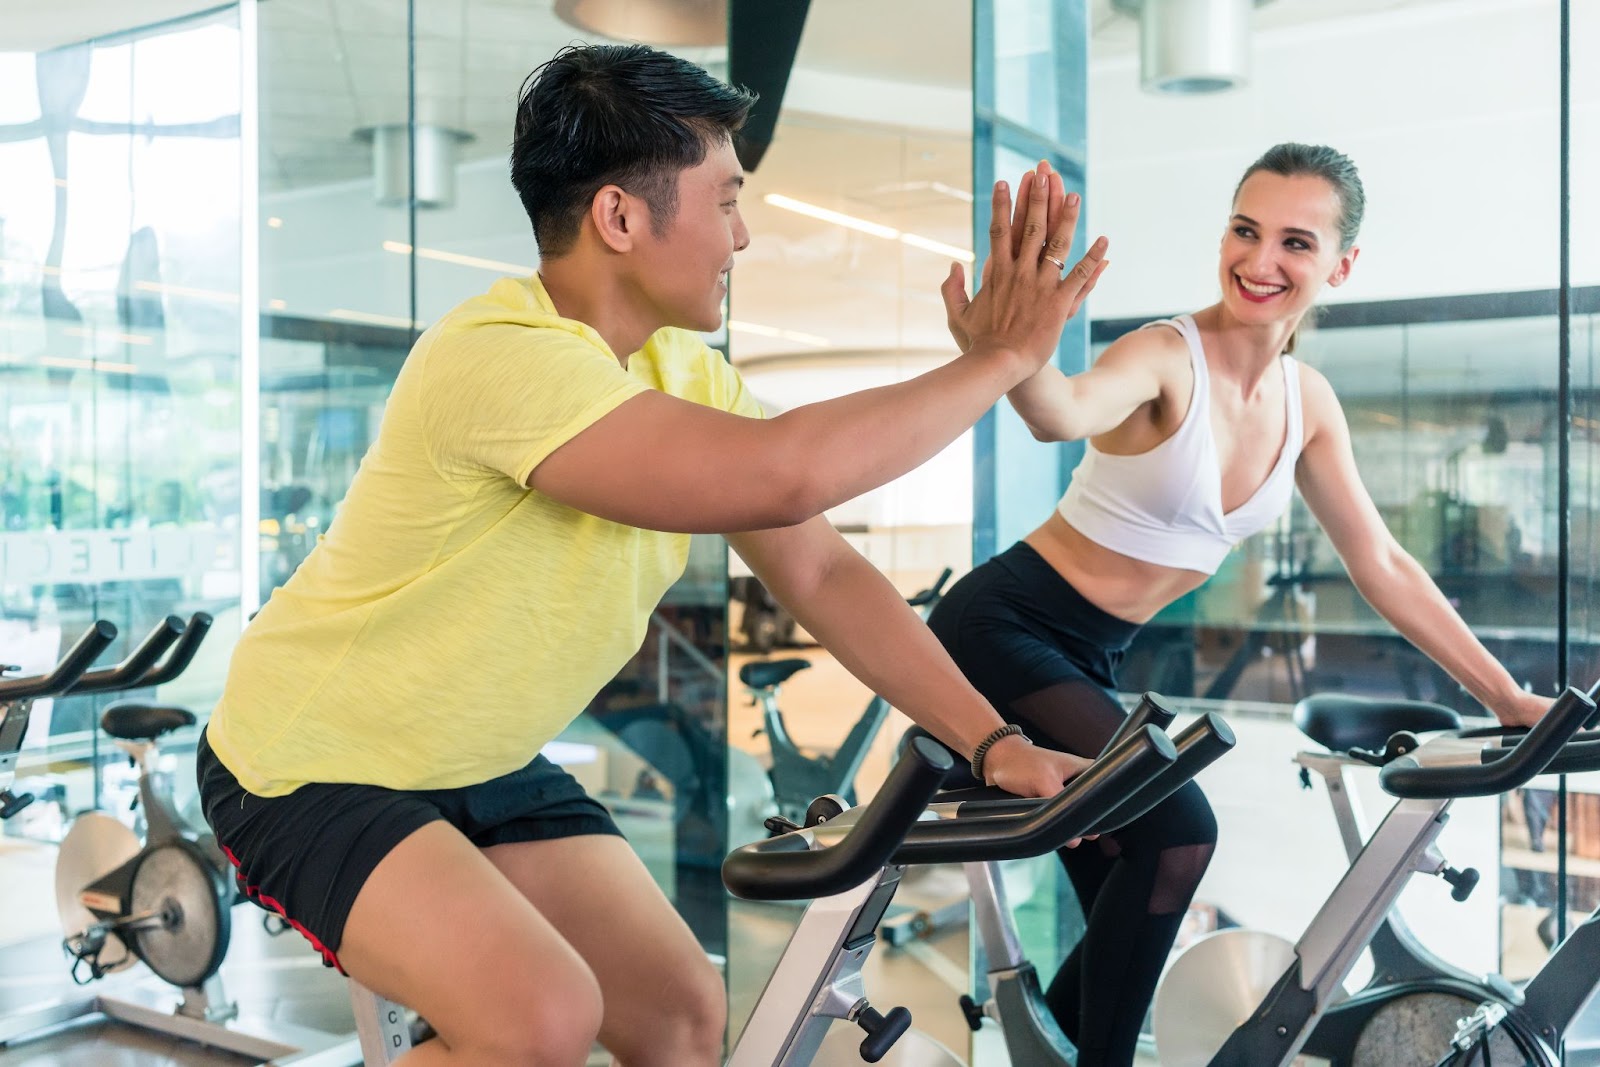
[207,274,762,796]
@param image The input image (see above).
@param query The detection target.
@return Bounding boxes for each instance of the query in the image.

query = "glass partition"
[1,11,246,871]
[721,1,975,1045]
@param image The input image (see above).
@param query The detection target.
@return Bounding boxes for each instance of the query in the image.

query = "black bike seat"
[1293,694,1461,753]
[101,702,197,741]
[739,659,811,690]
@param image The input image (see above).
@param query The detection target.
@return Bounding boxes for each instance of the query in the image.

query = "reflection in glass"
[0,11,245,860]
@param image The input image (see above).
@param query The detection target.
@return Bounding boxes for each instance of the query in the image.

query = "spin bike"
[1,620,121,820]
[1292,694,1600,1066]
[0,615,364,1064]
[1429,724,1600,1065]
[920,694,1240,1066]
[1151,679,1600,1067]
[346,702,1237,1064]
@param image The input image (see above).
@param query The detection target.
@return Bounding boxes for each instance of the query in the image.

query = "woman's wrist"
[962,340,1029,388]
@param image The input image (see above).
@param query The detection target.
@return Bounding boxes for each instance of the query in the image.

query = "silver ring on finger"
[1042,254,1066,271]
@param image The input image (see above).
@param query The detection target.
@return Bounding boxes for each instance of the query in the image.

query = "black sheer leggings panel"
[1010,679,1218,1066]
[926,546,1218,1067]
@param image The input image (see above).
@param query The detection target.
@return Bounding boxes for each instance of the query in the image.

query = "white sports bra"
[1055,314,1304,575]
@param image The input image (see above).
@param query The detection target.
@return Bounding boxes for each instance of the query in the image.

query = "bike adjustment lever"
[1441,865,1480,902]
[855,1003,912,1063]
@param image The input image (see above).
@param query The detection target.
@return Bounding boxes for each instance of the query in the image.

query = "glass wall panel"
[254,0,739,975]
[721,1,974,1048]
[1534,0,1600,1032]
[0,9,245,961]
[257,0,412,603]
[1062,0,1579,1057]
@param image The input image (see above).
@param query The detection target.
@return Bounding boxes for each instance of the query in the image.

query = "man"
[198,43,1107,1066]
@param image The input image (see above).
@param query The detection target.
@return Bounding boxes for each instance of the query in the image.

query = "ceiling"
[4,0,1568,383]
[0,0,1444,191]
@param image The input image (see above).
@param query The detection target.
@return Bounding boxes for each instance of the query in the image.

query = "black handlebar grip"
[721,735,954,901]
[1096,692,1178,759]
[1494,738,1600,777]
[1380,685,1596,799]
[0,621,118,702]
[132,612,213,687]
[891,725,1177,865]
[1086,712,1237,836]
[68,616,184,694]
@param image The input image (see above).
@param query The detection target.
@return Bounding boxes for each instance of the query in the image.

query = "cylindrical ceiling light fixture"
[1112,0,1267,95]
[554,0,728,47]
[354,124,475,210]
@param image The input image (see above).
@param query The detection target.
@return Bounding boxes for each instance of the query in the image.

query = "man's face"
[629,138,749,333]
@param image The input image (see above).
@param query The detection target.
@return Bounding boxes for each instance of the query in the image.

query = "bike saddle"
[739,658,811,690]
[101,702,197,741]
[1293,694,1461,754]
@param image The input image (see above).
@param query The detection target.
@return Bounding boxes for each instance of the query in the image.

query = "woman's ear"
[1327,245,1360,288]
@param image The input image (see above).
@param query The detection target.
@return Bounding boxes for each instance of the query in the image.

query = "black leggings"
[927,542,1218,1067]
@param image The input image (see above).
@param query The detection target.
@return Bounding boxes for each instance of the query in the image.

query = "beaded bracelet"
[970,722,1030,781]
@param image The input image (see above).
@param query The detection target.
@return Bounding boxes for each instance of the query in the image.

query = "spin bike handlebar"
[0,622,119,702]
[66,616,184,694]
[1468,721,1600,778]
[1379,682,1599,799]
[723,735,955,901]
[130,613,213,687]
[888,725,1177,865]
[902,699,1235,838]
[723,725,1181,901]
[1086,712,1236,835]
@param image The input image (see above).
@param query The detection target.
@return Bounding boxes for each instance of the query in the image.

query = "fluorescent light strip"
[929,181,975,203]
[762,194,973,263]
[727,319,831,348]
[0,258,63,276]
[763,194,900,239]
[328,308,425,329]
[62,326,153,346]
[40,355,137,374]
[382,241,533,276]
[899,233,975,263]
[134,280,241,304]
[0,352,137,374]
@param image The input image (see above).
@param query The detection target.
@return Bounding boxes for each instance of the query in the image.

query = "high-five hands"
[941,159,1109,369]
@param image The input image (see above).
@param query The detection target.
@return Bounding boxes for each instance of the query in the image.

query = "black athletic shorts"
[195,729,621,972]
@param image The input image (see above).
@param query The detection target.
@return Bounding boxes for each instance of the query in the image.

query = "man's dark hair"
[511,44,756,256]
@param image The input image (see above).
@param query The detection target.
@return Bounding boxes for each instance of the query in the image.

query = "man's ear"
[590,185,639,253]
[1327,245,1360,288]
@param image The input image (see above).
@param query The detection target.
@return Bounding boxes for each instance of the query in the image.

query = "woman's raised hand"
[941,160,1109,366]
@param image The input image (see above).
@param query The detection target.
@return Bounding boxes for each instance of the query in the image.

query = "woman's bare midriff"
[1022,510,1210,625]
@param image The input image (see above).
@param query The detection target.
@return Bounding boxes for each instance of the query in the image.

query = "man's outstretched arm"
[729,518,1088,798]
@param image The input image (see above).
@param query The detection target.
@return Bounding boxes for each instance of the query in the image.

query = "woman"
[930,143,1549,1067]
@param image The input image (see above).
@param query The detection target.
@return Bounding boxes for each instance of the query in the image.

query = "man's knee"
[671,957,728,1055]
[470,961,605,1065]
[613,954,725,1063]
